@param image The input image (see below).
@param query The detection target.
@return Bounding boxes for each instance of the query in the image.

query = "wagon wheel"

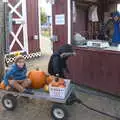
[51,104,68,120]
[66,92,77,105]
[2,94,17,111]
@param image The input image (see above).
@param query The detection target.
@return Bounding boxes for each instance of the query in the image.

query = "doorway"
[38,0,53,55]
[117,3,120,12]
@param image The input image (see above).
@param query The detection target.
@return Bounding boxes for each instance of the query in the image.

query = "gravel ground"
[0,55,120,120]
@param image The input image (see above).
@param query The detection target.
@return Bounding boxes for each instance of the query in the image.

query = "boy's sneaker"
[23,89,34,95]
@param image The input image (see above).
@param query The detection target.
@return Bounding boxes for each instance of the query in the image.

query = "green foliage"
[41,8,47,25]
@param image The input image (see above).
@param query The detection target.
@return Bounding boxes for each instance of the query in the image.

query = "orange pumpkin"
[28,70,47,89]
[46,75,55,84]
[59,85,66,88]
[51,81,59,87]
[0,81,6,89]
[51,77,66,88]
[58,79,65,85]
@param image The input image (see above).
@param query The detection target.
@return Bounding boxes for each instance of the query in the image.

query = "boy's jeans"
[8,79,31,92]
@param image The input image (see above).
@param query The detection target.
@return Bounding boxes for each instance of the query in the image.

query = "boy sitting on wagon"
[3,56,33,94]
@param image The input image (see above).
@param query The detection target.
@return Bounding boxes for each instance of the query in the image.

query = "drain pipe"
[3,0,8,54]
[0,1,7,80]
[3,0,9,67]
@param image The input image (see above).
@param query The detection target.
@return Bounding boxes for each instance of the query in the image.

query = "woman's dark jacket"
[48,44,73,78]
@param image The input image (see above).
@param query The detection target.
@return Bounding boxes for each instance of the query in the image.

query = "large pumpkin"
[28,70,47,89]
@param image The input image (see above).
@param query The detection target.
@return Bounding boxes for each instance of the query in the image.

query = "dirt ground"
[1,55,120,120]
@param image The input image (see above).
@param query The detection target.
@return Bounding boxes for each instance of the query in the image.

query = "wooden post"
[0,0,7,80]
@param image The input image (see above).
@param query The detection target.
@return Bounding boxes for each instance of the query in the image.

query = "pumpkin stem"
[55,74,59,82]
[46,75,49,77]
[36,68,39,71]
[55,77,59,82]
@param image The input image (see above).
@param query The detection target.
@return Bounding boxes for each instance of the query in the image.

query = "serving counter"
[68,46,120,95]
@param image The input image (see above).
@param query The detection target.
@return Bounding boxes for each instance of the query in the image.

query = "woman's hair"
[111,11,120,18]
[58,44,73,54]
[15,55,25,64]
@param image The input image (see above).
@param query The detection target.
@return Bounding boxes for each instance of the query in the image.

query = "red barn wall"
[52,0,68,51]
[26,0,40,53]
[72,8,87,36]
[8,0,24,52]
[8,0,40,53]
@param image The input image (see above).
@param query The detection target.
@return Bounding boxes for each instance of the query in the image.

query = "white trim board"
[38,0,42,51]
[10,25,24,50]
[8,0,28,53]
[67,0,71,44]
[22,0,29,54]
[8,1,22,18]
[8,50,25,55]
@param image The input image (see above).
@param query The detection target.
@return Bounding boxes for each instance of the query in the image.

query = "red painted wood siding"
[68,47,120,95]
[26,0,40,53]
[52,0,68,51]
[8,0,40,53]
[8,0,24,52]
[72,8,87,36]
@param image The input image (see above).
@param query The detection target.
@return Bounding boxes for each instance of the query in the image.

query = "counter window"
[72,0,120,51]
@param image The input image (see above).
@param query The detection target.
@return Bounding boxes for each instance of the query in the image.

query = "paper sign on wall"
[55,14,65,25]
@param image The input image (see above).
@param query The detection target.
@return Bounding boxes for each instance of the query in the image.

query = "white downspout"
[38,0,42,52]
[67,0,71,44]
[22,0,29,54]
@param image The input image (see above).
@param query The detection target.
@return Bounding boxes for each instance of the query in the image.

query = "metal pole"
[4,1,9,67]
[3,2,6,53]
[0,0,7,80]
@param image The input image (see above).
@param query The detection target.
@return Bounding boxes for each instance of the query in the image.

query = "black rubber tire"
[2,94,17,111]
[51,104,68,120]
[66,92,77,105]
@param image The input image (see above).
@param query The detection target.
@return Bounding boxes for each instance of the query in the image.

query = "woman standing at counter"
[105,11,120,46]
[48,44,75,78]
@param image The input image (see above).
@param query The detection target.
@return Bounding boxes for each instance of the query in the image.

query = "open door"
[7,0,40,54]
[52,0,70,51]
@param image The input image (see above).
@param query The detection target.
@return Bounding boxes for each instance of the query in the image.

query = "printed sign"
[55,14,65,25]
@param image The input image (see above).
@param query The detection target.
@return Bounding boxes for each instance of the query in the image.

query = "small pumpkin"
[28,69,47,89]
[44,84,49,92]
[51,77,65,88]
[0,81,6,89]
[46,75,55,84]
[58,79,65,85]
[59,85,66,88]
[51,81,59,87]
